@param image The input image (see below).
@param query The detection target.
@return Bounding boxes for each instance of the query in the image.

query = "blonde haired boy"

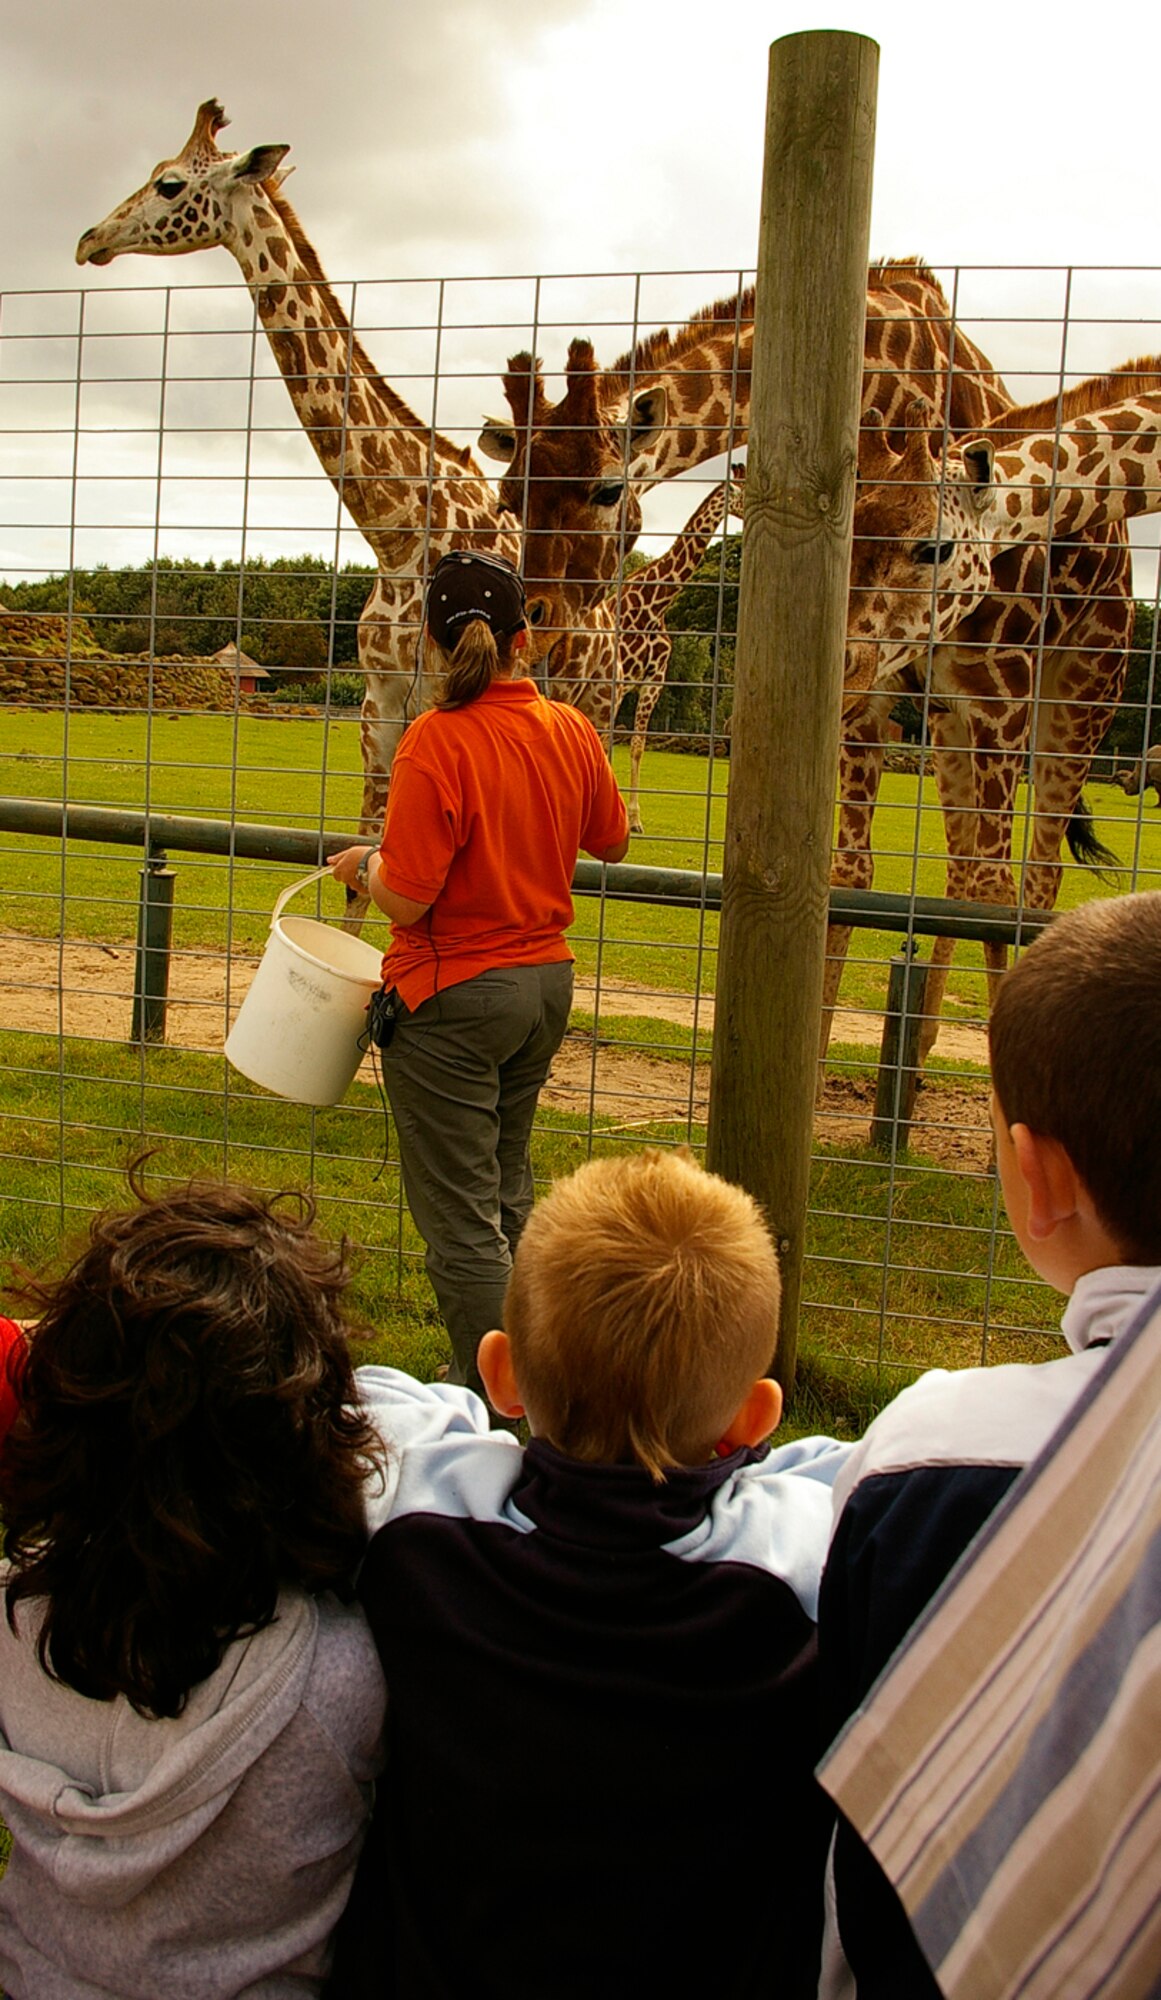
[337,1149,849,1999]
[818,891,1161,1998]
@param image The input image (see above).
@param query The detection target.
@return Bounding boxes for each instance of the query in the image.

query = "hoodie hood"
[0,1576,319,1910]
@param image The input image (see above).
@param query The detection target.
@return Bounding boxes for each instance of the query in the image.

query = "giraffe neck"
[993,396,1161,543]
[221,189,496,555]
[611,264,1012,487]
[633,326,754,484]
[624,485,737,599]
[554,482,739,712]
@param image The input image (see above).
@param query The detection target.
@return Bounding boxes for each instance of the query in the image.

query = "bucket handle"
[271,864,336,929]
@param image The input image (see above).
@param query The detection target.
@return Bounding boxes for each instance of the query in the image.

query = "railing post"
[132,847,175,1045]
[870,947,930,1153]
[706,30,879,1393]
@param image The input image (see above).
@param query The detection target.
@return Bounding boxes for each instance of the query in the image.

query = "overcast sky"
[4,0,1161,587]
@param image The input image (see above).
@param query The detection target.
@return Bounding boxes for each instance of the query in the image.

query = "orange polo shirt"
[379,679,628,1009]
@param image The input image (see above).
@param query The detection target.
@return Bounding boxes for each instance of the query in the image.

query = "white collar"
[1060,1265,1161,1355]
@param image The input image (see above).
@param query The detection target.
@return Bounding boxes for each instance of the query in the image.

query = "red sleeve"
[577,723,630,858]
[379,750,459,905]
[0,1315,26,1447]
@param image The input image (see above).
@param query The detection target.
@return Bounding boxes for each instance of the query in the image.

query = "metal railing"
[0,795,1050,1154]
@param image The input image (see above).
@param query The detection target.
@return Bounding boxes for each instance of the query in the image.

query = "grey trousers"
[382,960,574,1399]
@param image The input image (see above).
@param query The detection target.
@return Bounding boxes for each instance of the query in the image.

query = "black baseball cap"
[425,551,526,649]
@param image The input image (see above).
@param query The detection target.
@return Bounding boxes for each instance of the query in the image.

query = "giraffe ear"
[960,438,995,514]
[478,418,518,464]
[625,384,668,463]
[232,144,292,184]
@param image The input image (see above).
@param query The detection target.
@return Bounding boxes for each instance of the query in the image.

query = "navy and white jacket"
[331,1367,851,2000]
[817,1265,1161,2000]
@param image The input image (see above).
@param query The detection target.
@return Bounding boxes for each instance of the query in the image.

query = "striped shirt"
[820,1280,1161,2000]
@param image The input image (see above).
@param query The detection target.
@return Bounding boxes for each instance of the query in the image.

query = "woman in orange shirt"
[331,553,629,1404]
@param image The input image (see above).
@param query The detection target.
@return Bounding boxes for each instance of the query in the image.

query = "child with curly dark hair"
[0,1174,389,1999]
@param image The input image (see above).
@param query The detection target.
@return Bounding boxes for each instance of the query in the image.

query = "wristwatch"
[355,850,373,889]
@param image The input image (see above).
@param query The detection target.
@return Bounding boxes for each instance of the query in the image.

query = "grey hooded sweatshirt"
[0,1581,386,1999]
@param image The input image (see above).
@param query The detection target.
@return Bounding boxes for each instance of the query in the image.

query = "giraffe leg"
[818,707,889,1095]
[970,731,1025,1026]
[1020,644,1126,913]
[916,646,1035,1065]
[341,590,427,935]
[918,714,981,1067]
[626,648,667,835]
[917,691,1024,1067]
[819,924,854,1068]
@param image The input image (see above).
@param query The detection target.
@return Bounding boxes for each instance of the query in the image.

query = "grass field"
[0,1026,1055,1442]
[4,709,1159,1017]
[3,707,1158,1431]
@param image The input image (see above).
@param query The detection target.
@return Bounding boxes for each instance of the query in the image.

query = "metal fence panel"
[2,265,1158,1407]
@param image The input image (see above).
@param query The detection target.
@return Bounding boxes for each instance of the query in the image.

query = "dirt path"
[1,937,993,1169]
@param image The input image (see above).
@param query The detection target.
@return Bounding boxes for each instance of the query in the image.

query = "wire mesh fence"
[2,262,1159,1409]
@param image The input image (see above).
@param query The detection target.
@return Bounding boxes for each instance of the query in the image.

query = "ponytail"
[433,618,521,710]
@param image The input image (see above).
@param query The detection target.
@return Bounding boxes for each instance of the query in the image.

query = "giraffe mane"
[977,355,1161,442]
[609,287,756,388]
[602,259,945,403]
[265,187,475,471]
[868,255,944,296]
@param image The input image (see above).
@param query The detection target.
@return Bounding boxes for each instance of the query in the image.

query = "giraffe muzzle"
[76,231,114,268]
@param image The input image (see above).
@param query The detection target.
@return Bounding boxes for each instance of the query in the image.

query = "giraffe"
[523,473,744,832]
[845,361,1161,695]
[825,362,1161,1057]
[479,263,1137,1064]
[477,264,1011,597]
[75,100,518,926]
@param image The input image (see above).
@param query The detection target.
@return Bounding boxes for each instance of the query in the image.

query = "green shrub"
[270,674,364,708]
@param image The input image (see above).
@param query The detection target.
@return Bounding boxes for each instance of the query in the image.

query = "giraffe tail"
[1065,795,1122,884]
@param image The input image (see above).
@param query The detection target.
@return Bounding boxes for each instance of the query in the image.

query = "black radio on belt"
[366,985,401,1050]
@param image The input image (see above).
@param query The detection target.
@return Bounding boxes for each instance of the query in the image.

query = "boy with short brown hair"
[493,1145,785,1477]
[339,1149,849,1999]
[818,891,1161,1997]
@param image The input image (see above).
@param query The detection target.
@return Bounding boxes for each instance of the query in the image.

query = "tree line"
[5,545,1158,760]
[4,555,373,671]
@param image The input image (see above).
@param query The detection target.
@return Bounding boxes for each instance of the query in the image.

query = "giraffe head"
[76,100,290,268]
[844,404,996,701]
[520,590,592,706]
[477,339,657,611]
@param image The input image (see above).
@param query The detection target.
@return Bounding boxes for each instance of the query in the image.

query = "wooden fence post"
[706,30,878,1393]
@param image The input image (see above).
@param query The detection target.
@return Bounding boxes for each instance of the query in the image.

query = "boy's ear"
[1012,1124,1082,1241]
[715,1377,783,1458]
[477,1330,525,1419]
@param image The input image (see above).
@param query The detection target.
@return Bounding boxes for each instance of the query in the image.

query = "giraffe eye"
[590,483,623,508]
[155,177,188,200]
[527,601,546,627]
[912,540,956,565]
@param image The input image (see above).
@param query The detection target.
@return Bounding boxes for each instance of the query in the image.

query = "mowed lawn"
[2,708,1159,1428]
[3,708,1158,1019]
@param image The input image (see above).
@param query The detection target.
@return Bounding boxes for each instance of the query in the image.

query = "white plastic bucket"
[225,866,385,1106]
